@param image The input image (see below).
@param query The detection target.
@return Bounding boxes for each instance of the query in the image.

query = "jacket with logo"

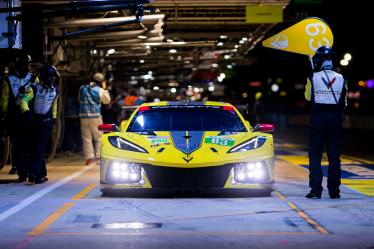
[20,83,58,120]
[0,73,38,116]
[305,69,347,113]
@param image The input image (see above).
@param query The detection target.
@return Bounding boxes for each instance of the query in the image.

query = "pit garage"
[1,1,374,249]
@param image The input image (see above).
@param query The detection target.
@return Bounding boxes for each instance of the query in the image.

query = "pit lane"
[1,141,374,249]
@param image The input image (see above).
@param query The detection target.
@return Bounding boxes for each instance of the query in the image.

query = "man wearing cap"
[79,73,111,165]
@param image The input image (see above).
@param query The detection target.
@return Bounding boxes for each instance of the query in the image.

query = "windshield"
[127,106,247,132]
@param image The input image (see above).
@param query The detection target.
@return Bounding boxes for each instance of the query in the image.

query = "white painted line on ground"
[0,165,93,223]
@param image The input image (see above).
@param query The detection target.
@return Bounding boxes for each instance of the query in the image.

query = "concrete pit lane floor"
[1,140,374,249]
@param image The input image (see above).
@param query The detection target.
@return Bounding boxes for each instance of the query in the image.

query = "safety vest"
[30,83,57,117]
[79,84,101,118]
[4,73,35,117]
[310,70,346,113]
[7,73,34,106]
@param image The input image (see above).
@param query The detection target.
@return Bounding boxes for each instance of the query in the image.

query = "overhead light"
[137,35,148,39]
[168,82,179,87]
[142,74,153,80]
[153,86,159,91]
[224,55,231,60]
[226,65,233,69]
[234,45,239,48]
[208,86,215,92]
[344,53,352,61]
[194,87,200,93]
[242,37,248,41]
[107,48,115,55]
[218,77,223,83]
[220,35,227,39]
[91,49,98,55]
[169,49,177,54]
[211,63,218,68]
[148,71,153,75]
[146,45,151,49]
[139,60,145,63]
[170,88,177,93]
[271,84,279,92]
[239,40,245,44]
[340,59,349,66]
[217,42,224,46]
[167,39,173,43]
[220,73,226,79]
[231,49,237,52]
[184,60,190,64]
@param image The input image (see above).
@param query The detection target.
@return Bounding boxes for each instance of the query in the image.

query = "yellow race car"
[99,101,275,196]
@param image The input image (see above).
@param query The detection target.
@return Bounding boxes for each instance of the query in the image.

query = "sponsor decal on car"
[205,136,235,146]
[148,136,170,147]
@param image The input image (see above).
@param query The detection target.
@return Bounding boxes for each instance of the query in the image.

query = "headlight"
[108,136,148,153]
[108,161,143,184]
[228,136,266,153]
[232,161,268,183]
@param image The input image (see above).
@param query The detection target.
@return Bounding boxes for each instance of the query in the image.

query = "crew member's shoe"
[15,177,27,183]
[9,167,17,175]
[305,192,321,199]
[26,177,36,185]
[35,177,48,184]
[329,191,340,199]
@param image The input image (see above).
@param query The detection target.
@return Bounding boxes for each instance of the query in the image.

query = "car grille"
[141,164,233,189]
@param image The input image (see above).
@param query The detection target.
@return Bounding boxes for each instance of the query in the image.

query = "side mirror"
[253,123,275,133]
[98,124,120,133]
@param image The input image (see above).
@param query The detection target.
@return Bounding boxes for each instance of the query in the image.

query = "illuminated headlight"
[108,136,148,153]
[109,162,142,183]
[233,161,268,183]
[228,136,266,153]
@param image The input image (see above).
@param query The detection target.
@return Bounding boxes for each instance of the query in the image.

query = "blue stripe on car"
[170,131,204,154]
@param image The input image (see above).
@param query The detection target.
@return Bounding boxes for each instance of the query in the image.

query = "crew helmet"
[313,46,335,71]
[15,53,32,75]
[39,65,60,86]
